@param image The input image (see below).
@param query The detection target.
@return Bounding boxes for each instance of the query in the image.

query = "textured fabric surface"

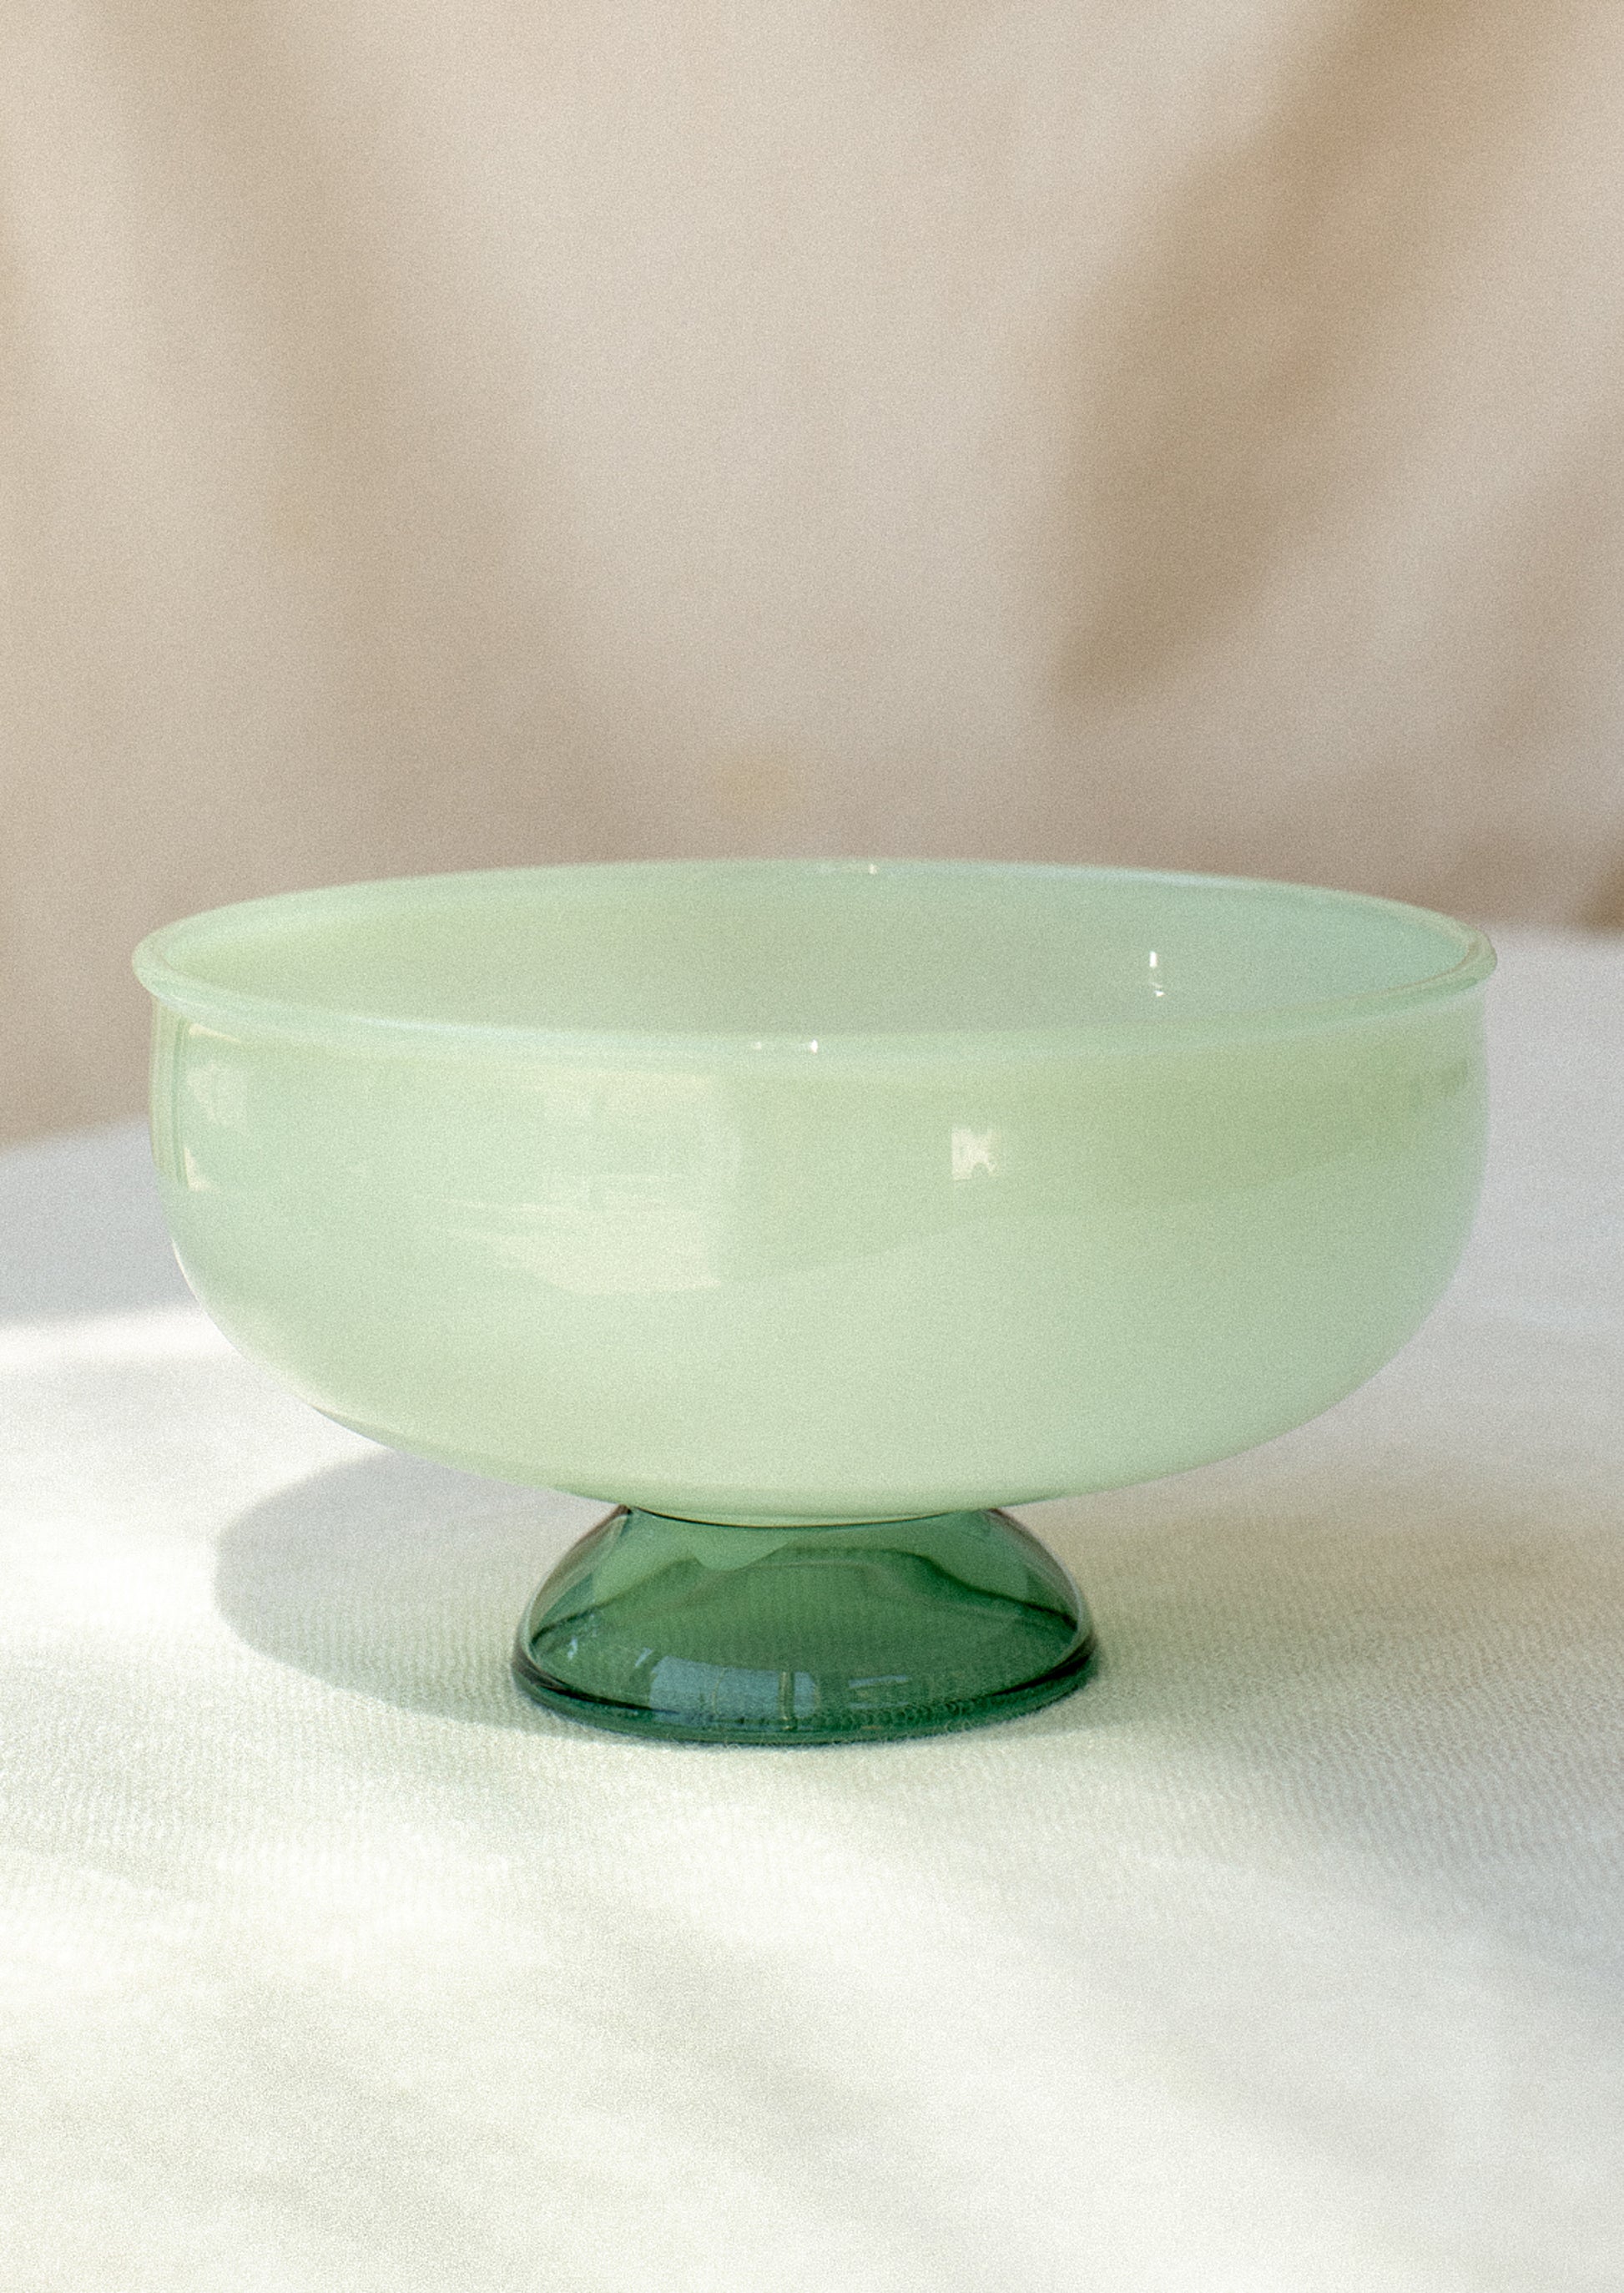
[1,930,1621,2291]
[8,3,1624,1141]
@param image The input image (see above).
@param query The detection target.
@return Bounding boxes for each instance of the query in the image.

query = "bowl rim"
[132,858,1496,1063]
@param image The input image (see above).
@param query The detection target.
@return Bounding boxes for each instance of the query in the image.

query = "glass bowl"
[134,861,1493,1744]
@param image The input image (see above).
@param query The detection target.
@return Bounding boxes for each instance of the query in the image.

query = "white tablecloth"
[3,930,1621,2293]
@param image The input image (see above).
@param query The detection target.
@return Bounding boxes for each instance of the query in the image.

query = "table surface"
[2,929,1621,2293]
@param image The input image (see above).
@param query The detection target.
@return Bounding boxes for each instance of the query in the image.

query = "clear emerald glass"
[513,1507,1093,1744]
[134,861,1493,1745]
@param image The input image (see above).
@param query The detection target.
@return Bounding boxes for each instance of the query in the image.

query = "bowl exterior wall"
[149,997,1487,1520]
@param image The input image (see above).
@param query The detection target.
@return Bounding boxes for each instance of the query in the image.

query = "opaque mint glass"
[134,861,1493,1744]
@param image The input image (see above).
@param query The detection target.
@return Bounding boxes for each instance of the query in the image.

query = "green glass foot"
[512,1507,1094,1745]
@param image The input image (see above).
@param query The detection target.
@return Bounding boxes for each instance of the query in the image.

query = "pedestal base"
[513,1507,1093,1745]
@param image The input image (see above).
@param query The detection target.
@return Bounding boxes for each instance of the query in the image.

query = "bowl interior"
[140,861,1487,1043]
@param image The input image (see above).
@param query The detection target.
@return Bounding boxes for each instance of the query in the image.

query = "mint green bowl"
[134,861,1492,1745]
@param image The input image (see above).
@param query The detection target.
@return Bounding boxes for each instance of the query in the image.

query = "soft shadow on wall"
[5,0,1624,1150]
[1040,0,1624,922]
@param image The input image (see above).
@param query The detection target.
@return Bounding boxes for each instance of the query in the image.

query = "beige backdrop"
[5,0,1624,1146]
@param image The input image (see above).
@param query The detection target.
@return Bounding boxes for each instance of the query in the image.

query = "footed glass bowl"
[134,861,1493,1744]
